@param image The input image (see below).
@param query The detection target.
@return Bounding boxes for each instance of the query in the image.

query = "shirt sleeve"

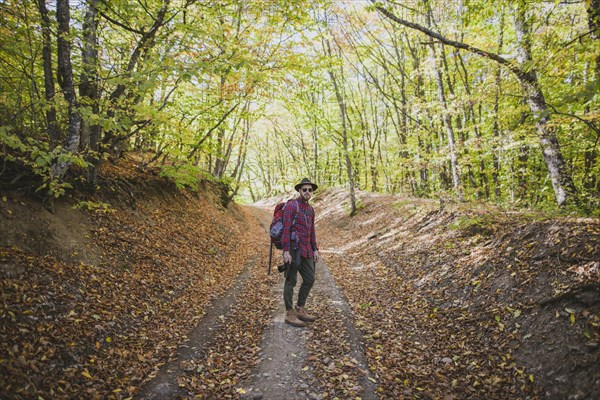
[280,200,295,252]
[310,207,318,251]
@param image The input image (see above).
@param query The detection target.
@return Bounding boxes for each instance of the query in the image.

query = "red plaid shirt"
[281,197,318,258]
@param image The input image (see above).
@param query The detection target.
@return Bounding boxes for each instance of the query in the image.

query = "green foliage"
[159,164,212,191]
[72,200,114,213]
[0,0,598,212]
[245,0,598,211]
[449,214,496,236]
[0,128,89,198]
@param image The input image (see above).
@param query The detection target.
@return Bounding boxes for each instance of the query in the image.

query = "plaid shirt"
[281,197,318,258]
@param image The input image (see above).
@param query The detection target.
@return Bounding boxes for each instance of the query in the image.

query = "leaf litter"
[1,166,598,400]
[313,189,599,400]
[1,162,268,399]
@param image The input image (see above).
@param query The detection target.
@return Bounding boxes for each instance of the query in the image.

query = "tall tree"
[79,0,101,187]
[372,0,580,207]
[51,0,81,179]
[36,0,59,146]
[429,41,461,198]
[589,0,600,78]
[324,33,358,216]
[491,7,505,201]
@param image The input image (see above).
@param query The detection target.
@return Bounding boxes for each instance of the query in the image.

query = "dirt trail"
[137,205,377,399]
[238,260,314,399]
[135,262,256,399]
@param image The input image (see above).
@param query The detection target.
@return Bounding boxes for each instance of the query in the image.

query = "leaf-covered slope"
[0,163,260,399]
[314,189,599,399]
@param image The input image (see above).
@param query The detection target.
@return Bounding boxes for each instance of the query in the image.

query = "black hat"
[294,178,318,192]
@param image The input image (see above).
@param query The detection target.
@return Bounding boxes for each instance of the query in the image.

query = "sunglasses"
[301,188,313,193]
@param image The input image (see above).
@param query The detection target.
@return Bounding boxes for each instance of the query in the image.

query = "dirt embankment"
[314,189,599,400]
[0,162,260,399]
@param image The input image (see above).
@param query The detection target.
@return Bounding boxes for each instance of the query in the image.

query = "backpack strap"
[287,199,301,248]
[287,199,300,225]
[293,199,301,227]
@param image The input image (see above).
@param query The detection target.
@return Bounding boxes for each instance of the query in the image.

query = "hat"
[294,178,318,192]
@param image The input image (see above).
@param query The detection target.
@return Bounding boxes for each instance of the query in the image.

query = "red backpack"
[268,200,299,274]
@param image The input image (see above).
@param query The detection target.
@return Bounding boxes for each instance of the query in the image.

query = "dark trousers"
[283,252,315,311]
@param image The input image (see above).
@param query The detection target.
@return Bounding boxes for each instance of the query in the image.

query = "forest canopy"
[0,0,598,210]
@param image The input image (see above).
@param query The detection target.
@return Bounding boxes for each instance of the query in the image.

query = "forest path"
[136,205,378,400]
[135,257,257,400]
[3,185,597,399]
[239,206,377,400]
[126,190,600,400]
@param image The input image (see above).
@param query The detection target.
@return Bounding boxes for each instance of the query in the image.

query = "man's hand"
[283,251,292,264]
[313,250,320,263]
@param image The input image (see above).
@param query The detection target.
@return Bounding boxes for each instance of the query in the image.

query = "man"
[281,178,320,327]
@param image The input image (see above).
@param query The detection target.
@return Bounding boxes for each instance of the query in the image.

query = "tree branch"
[109,0,172,101]
[98,11,145,35]
[547,103,600,138]
[187,102,240,160]
[370,1,535,84]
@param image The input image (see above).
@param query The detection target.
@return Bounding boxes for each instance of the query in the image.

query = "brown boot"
[295,306,317,322]
[285,310,306,327]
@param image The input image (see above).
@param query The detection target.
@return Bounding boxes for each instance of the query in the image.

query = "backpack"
[268,199,299,274]
[269,200,299,250]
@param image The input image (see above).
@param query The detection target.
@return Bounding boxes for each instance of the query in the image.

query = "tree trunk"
[36,0,59,146]
[108,0,171,102]
[453,49,488,199]
[225,103,251,206]
[102,0,171,150]
[52,0,81,179]
[80,0,101,188]
[213,73,228,178]
[513,2,578,206]
[492,7,505,201]
[311,93,319,183]
[588,0,600,78]
[430,42,461,198]
[328,70,357,215]
[336,86,357,215]
[406,38,430,195]
[324,35,357,215]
